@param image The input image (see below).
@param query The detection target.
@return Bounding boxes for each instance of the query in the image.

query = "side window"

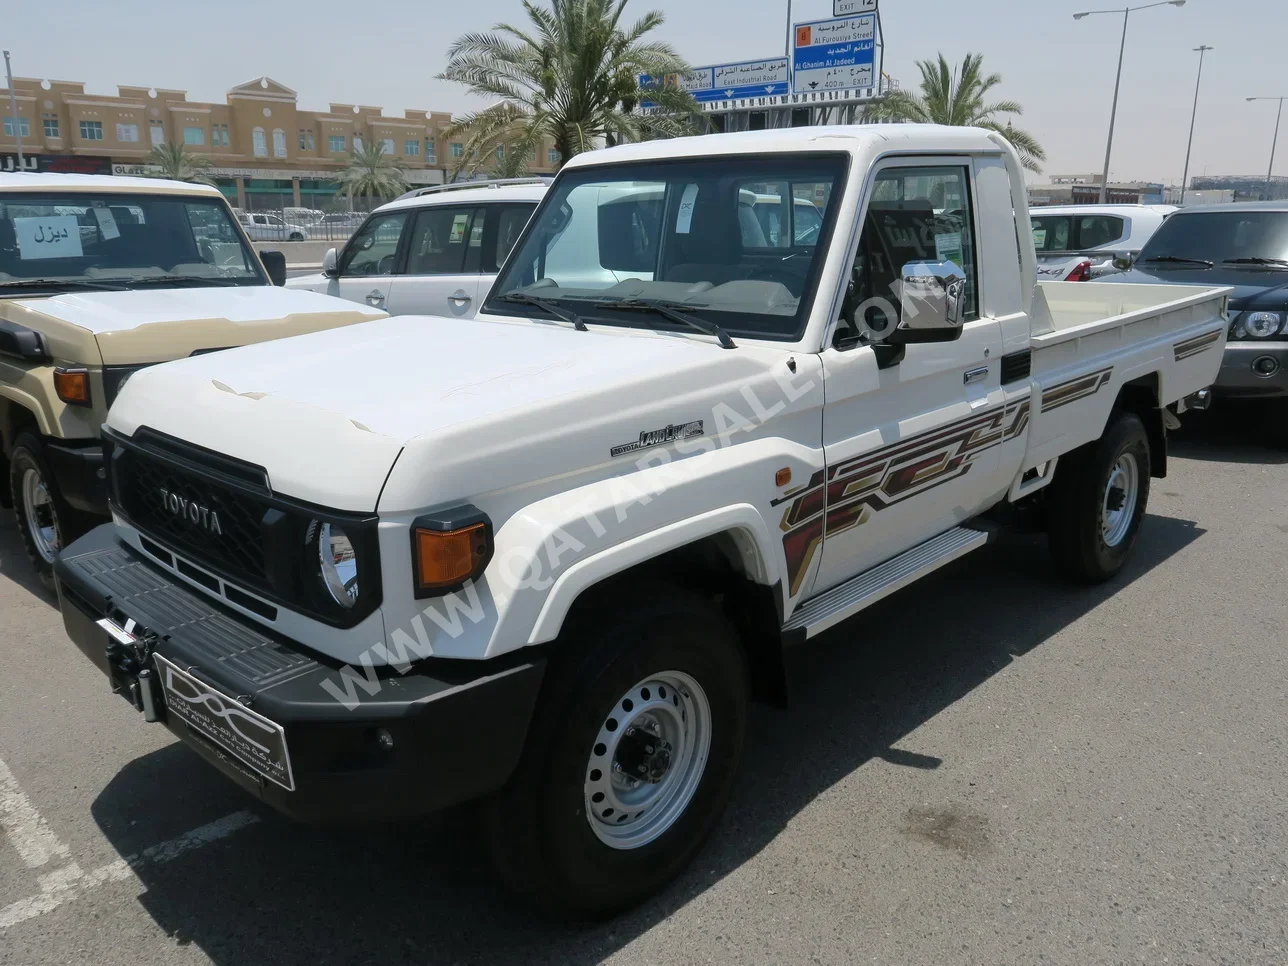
[1074,215,1124,249]
[598,196,663,273]
[252,215,268,226]
[403,206,483,275]
[840,164,978,342]
[492,204,536,271]
[338,211,410,277]
[1031,216,1071,251]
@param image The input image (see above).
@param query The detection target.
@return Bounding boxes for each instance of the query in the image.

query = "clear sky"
[2,0,1281,183]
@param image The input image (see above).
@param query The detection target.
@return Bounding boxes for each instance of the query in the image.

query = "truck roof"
[377,180,549,213]
[0,171,223,197]
[1170,199,1288,215]
[561,124,1008,169]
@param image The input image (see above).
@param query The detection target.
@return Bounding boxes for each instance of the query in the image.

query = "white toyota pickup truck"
[54,125,1229,916]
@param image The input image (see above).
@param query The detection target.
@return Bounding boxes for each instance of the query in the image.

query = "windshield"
[486,154,848,341]
[1138,210,1288,266]
[0,191,266,290]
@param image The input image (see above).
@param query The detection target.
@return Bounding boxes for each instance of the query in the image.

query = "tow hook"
[99,617,163,722]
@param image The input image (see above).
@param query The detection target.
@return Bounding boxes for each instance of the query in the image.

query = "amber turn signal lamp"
[412,521,492,596]
[54,368,91,406]
[775,467,792,487]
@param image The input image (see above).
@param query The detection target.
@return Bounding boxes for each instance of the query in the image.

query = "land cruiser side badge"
[611,420,704,458]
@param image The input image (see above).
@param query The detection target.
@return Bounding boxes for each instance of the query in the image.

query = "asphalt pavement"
[1,411,1285,965]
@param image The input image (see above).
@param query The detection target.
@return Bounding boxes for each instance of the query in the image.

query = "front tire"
[7,433,88,591]
[486,585,748,917]
[1046,412,1151,583]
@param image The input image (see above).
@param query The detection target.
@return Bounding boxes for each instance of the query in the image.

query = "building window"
[299,129,315,151]
[404,139,420,156]
[79,120,104,141]
[450,142,464,159]
[150,120,164,145]
[425,141,437,163]
[4,116,30,138]
[548,147,560,166]
[272,128,287,158]
[252,127,267,157]
[183,126,205,146]
[116,122,140,142]
[43,116,59,138]
[353,136,364,152]
[495,144,505,160]
[328,134,346,153]
[212,123,230,147]
[378,138,394,156]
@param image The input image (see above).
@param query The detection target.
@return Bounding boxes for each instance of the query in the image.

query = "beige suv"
[0,172,385,587]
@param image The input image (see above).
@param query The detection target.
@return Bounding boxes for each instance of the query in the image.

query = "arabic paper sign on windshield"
[14,216,84,260]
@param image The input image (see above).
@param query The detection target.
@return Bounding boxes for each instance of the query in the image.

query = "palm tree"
[490,143,531,179]
[863,53,1047,172]
[335,141,408,210]
[438,0,706,177]
[146,140,215,184]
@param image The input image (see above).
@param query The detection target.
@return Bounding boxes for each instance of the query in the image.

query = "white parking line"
[0,809,260,930]
[0,756,71,869]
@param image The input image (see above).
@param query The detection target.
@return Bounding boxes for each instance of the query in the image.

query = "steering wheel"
[745,265,801,292]
[375,253,397,275]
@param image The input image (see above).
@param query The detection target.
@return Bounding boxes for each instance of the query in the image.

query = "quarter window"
[494,204,537,269]
[338,211,410,276]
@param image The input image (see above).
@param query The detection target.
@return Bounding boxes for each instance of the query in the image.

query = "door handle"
[365,289,385,305]
[964,366,989,385]
[448,293,472,304]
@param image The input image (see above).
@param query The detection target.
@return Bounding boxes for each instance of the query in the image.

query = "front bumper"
[1214,342,1288,399]
[55,524,544,823]
[44,440,108,515]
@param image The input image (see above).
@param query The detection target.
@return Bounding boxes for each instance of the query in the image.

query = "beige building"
[1,75,559,209]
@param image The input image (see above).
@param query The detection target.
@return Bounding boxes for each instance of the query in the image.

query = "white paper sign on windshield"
[15,216,84,260]
[92,206,121,240]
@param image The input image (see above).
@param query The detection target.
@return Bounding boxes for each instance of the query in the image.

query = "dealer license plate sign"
[153,653,295,791]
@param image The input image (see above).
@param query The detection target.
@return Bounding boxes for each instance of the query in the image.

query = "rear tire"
[486,584,748,918]
[1046,412,1151,584]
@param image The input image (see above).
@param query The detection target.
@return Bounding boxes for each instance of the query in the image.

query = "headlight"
[1238,311,1285,339]
[311,521,359,609]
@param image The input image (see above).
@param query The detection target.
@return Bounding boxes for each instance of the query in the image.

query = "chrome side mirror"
[1111,250,1134,271]
[893,260,966,343]
[322,247,338,277]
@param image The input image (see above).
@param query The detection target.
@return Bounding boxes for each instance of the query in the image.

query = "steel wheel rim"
[21,466,60,564]
[583,670,712,850]
[1102,452,1139,547]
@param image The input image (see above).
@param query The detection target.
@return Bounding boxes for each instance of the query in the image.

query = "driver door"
[333,210,413,309]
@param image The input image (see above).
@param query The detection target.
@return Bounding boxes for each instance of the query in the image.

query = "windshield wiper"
[588,297,737,349]
[1139,254,1214,268]
[495,292,588,331]
[121,275,249,288]
[0,277,129,291]
[1223,257,1288,268]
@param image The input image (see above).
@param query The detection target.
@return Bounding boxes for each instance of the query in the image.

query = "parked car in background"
[239,211,309,242]
[1097,200,1288,445]
[1030,204,1174,281]
[286,179,546,317]
[282,206,324,227]
[0,173,387,586]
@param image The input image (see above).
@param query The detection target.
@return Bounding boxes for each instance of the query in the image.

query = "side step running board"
[782,525,992,642]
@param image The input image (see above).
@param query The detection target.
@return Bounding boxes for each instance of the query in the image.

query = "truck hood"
[107,314,791,512]
[1102,266,1288,311]
[6,286,385,364]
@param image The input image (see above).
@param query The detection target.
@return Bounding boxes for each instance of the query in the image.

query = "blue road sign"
[792,13,877,94]
[640,57,789,106]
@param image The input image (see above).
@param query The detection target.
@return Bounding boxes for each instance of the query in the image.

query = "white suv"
[286,179,548,317]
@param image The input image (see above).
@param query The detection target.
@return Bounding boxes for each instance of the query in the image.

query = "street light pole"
[3,50,23,170]
[1179,45,1213,206]
[1073,1,1187,204]
[1247,96,1287,197]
